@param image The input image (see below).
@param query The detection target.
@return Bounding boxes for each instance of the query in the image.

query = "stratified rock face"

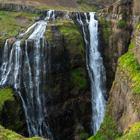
[108,23,140,133]
[109,68,140,132]
[99,0,133,92]
[133,0,140,15]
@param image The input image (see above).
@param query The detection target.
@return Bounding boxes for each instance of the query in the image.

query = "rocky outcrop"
[0,124,44,140]
[99,0,133,92]
[104,22,140,136]
[109,67,140,133]
[0,3,42,14]
[44,19,91,140]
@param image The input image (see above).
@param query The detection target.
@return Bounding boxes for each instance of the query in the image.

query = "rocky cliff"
[89,0,140,140]
[99,0,133,93]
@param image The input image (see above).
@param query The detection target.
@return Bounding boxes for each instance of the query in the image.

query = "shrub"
[117,20,127,29]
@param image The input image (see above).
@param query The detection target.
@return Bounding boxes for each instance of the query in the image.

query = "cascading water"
[0,9,106,139]
[0,10,56,139]
[76,12,106,134]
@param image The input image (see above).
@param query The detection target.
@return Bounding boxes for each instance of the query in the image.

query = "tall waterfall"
[76,12,106,134]
[0,10,56,139]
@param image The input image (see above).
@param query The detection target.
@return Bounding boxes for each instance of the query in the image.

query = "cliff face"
[44,19,91,140]
[89,0,140,140]
[99,0,133,92]
[106,0,140,134]
[107,24,140,138]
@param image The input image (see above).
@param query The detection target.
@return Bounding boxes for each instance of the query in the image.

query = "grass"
[137,23,140,30]
[58,19,84,53]
[88,113,121,140]
[0,88,14,111]
[119,42,140,94]
[117,122,140,140]
[0,124,42,140]
[0,10,39,42]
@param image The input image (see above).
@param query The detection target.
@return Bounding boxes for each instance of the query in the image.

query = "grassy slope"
[0,124,42,140]
[0,10,38,40]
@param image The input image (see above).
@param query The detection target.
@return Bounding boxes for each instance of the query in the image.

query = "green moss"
[88,113,120,140]
[58,19,84,53]
[0,88,14,111]
[128,41,135,49]
[117,20,127,29]
[137,24,140,30]
[0,11,38,41]
[117,122,140,140]
[71,68,87,90]
[0,125,41,140]
[119,43,140,94]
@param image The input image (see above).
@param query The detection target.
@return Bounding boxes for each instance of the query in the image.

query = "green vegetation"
[0,124,41,140]
[71,68,87,90]
[128,41,135,49]
[88,112,120,140]
[0,87,42,139]
[117,122,140,140]
[99,17,111,46]
[137,24,140,30]
[117,20,127,29]
[0,11,38,41]
[58,19,84,53]
[119,42,140,94]
[0,88,14,111]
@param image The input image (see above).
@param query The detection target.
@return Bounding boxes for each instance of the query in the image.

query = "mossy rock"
[88,113,121,140]
[0,125,42,140]
[71,68,87,90]
[0,11,39,42]
[0,88,14,111]
[57,19,84,54]
[117,122,140,140]
[99,17,112,47]
[119,42,140,94]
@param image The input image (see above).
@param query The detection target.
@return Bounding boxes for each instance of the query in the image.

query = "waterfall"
[0,10,56,139]
[76,12,106,134]
[0,9,106,139]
